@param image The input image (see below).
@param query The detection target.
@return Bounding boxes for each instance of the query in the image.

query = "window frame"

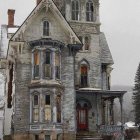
[44,94,52,122]
[71,0,80,21]
[86,0,94,22]
[80,65,88,88]
[33,49,40,79]
[43,20,50,36]
[32,94,40,122]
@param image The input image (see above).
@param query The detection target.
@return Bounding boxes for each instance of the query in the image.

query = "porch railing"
[99,125,124,136]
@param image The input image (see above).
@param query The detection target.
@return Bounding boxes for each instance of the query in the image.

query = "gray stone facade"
[3,0,126,140]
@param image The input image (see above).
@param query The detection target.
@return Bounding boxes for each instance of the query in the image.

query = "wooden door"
[77,107,88,130]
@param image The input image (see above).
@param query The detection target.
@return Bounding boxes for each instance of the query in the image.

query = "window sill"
[30,79,63,88]
[78,50,91,53]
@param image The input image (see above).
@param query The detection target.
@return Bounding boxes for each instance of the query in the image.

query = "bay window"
[44,95,51,121]
[34,50,40,78]
[44,51,52,78]
[33,49,60,80]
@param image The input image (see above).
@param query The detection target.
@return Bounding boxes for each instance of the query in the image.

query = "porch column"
[110,99,114,125]
[119,96,123,125]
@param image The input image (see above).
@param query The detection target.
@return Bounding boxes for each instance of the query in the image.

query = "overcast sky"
[0,0,140,86]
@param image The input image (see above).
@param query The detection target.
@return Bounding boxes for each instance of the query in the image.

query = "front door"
[77,103,88,130]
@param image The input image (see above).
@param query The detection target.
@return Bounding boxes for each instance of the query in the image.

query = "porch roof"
[76,88,126,99]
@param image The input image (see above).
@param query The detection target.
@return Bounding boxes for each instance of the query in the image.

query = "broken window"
[43,20,49,36]
[56,95,61,123]
[33,95,39,122]
[44,95,51,121]
[72,0,80,20]
[34,50,40,78]
[86,0,94,21]
[80,65,88,87]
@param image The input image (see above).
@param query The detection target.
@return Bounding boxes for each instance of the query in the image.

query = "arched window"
[80,65,88,87]
[44,95,51,121]
[43,20,49,36]
[71,0,80,20]
[86,0,94,21]
[34,50,40,78]
[33,95,39,122]
[84,36,90,50]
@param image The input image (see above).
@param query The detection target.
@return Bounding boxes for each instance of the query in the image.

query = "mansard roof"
[100,32,114,65]
[10,0,81,44]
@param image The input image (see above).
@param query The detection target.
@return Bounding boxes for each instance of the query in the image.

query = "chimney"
[7,9,15,27]
[36,0,42,5]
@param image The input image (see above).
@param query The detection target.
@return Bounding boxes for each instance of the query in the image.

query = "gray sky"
[0,0,140,86]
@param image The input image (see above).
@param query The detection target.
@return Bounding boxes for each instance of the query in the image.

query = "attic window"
[43,21,49,36]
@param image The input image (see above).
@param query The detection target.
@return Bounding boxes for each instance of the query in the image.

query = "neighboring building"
[1,0,126,140]
[0,9,18,140]
[0,97,5,140]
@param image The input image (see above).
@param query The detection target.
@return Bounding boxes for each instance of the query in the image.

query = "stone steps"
[76,131,103,140]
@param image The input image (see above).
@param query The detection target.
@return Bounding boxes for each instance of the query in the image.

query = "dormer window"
[86,0,94,22]
[71,0,80,20]
[43,20,49,36]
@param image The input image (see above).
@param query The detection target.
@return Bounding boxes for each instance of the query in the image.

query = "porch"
[76,88,126,138]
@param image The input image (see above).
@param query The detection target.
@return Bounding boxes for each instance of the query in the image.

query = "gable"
[10,0,81,45]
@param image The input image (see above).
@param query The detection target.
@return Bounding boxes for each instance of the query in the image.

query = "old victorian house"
[1,0,126,140]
